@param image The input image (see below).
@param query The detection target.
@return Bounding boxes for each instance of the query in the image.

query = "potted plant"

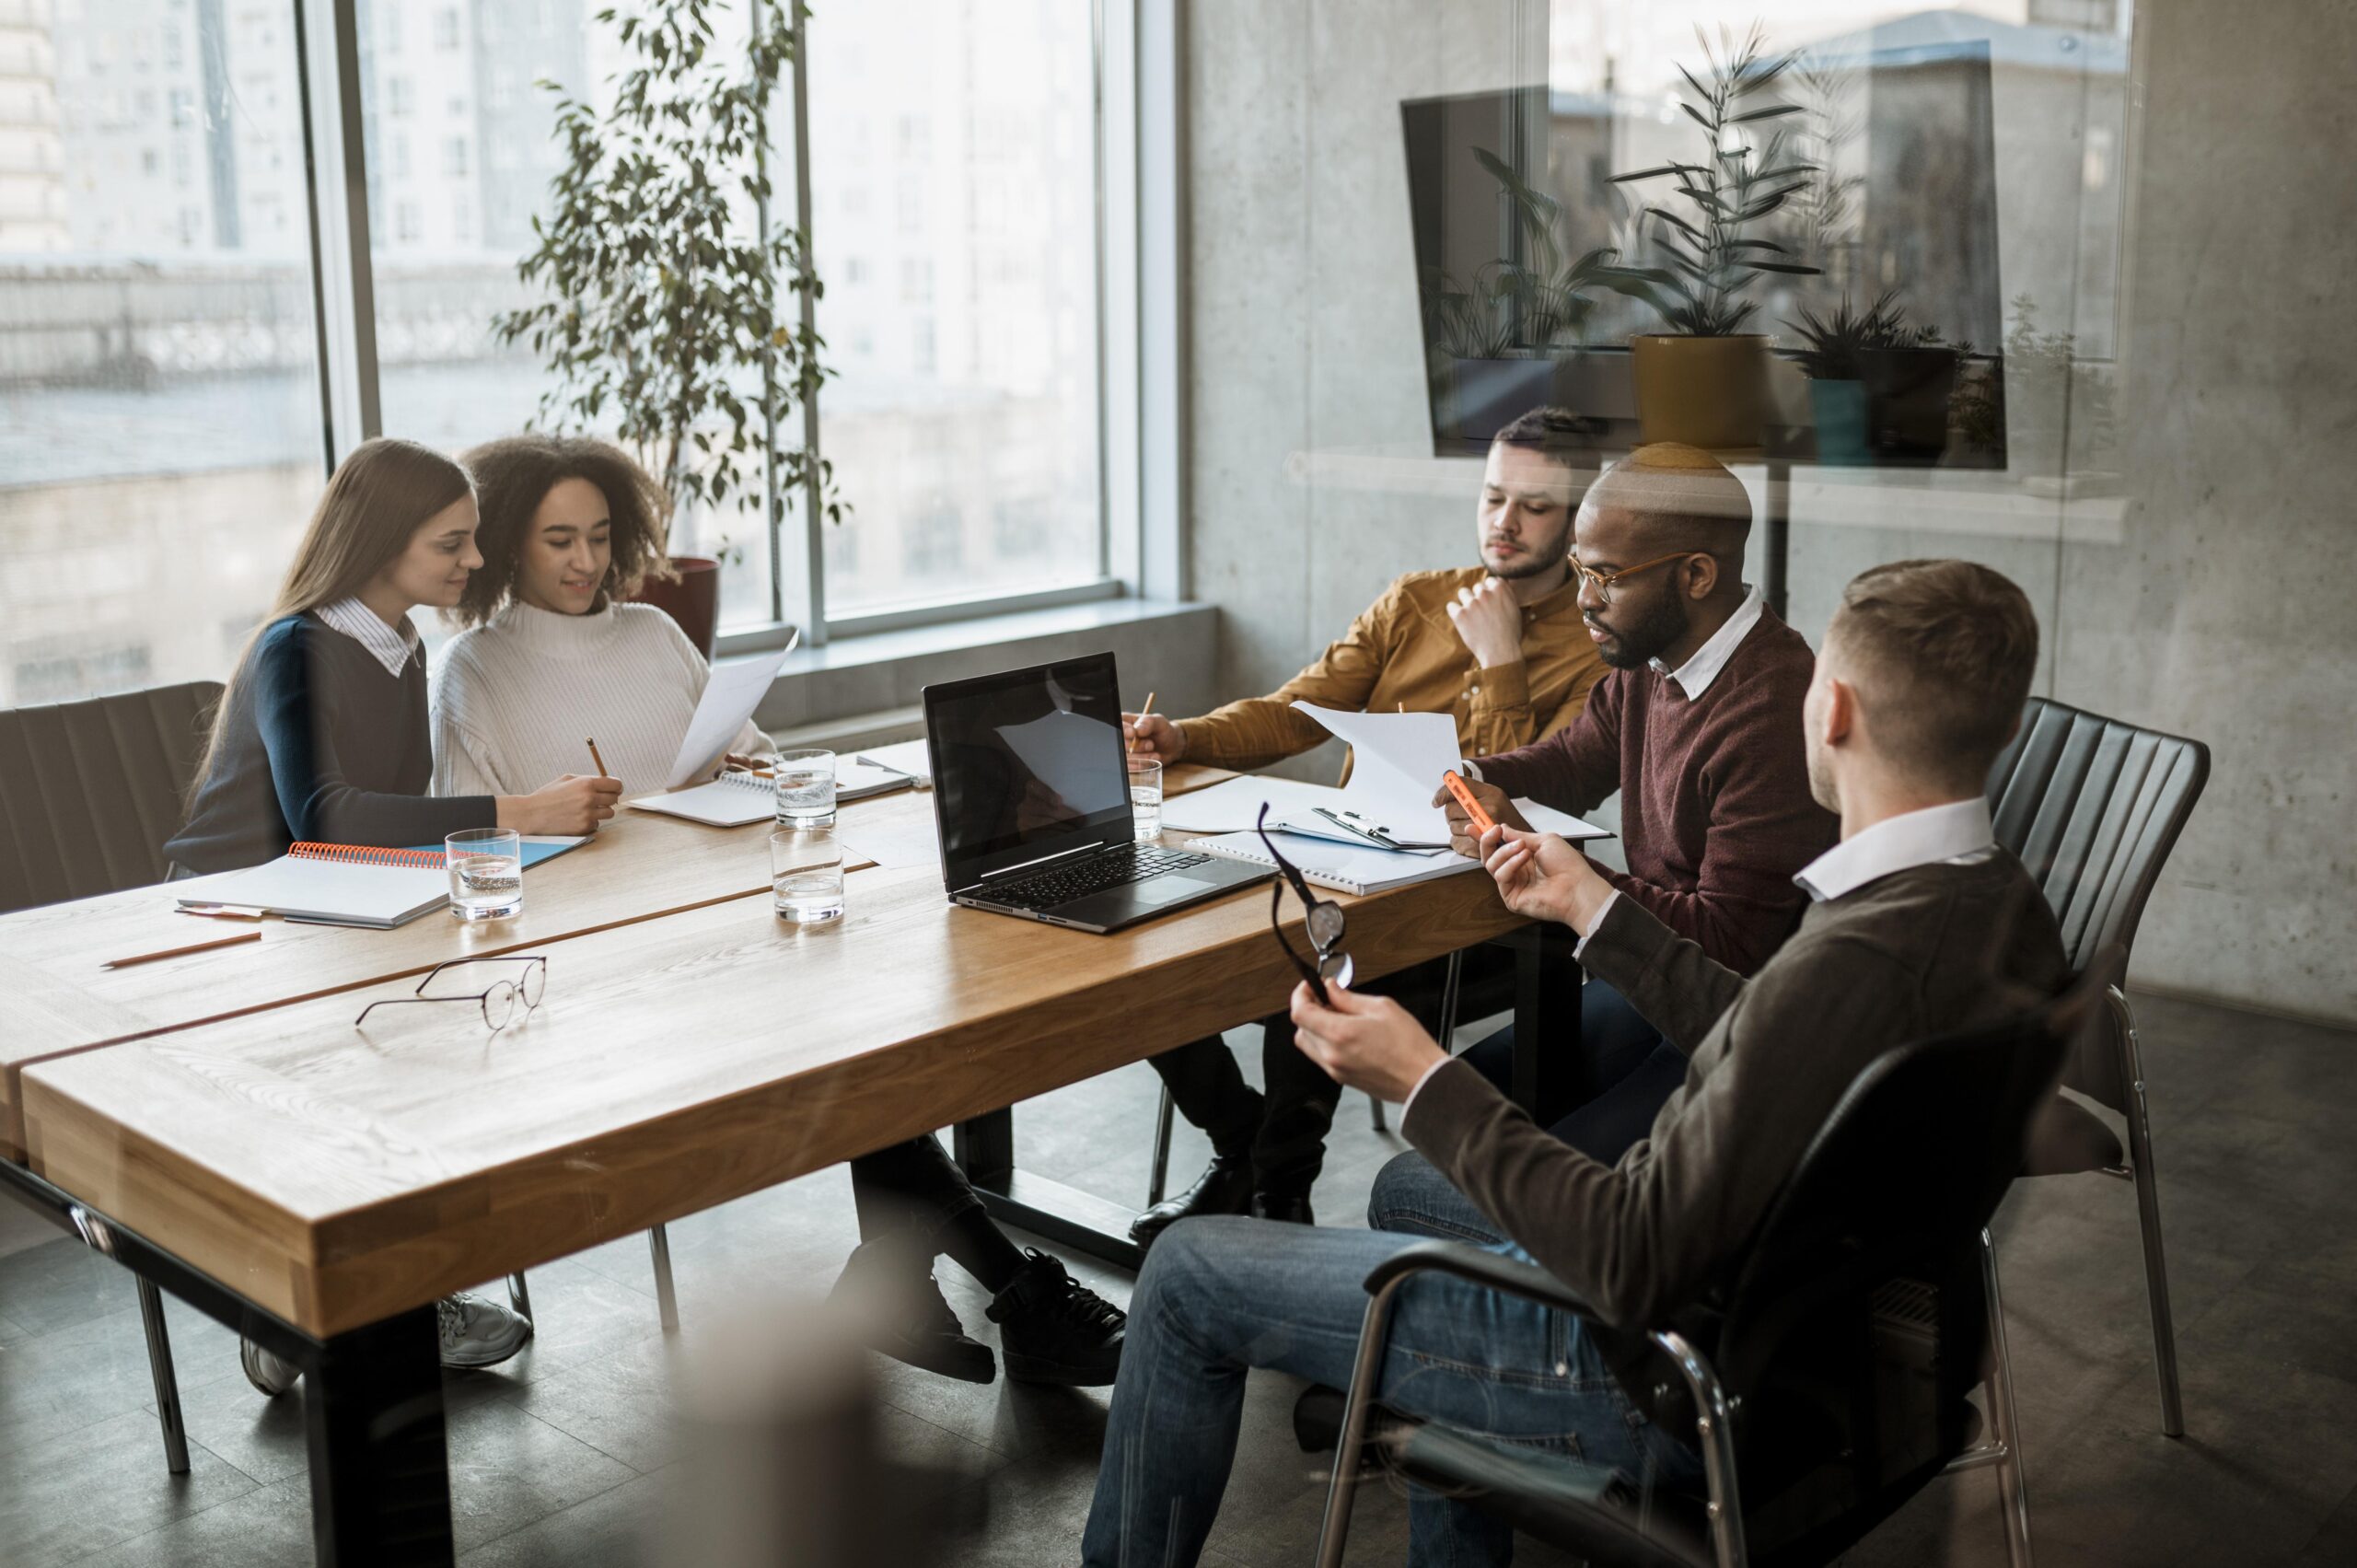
[1422,146,1657,437]
[1608,23,1821,448]
[1784,289,1959,464]
[494,0,841,656]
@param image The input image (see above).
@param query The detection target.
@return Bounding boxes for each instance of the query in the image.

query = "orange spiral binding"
[286,842,446,870]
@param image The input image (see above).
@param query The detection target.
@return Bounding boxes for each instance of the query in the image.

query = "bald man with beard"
[1406,443,1840,1176]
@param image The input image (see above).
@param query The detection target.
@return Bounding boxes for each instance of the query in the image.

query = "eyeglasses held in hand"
[354,955,549,1032]
[1255,804,1353,1006]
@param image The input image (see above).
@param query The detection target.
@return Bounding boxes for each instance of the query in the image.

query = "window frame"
[296,0,1176,654]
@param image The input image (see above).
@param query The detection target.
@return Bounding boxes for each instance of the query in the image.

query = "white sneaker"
[240,1337,301,1398]
[436,1291,533,1369]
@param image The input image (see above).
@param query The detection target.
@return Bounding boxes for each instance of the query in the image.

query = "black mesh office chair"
[1309,956,2116,1568]
[1,683,681,1475]
[1988,696,2209,1437]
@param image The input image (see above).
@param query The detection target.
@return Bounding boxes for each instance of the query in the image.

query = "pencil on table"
[104,930,261,970]
[586,738,610,779]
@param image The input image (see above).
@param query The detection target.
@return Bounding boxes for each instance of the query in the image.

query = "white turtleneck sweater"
[431,600,771,798]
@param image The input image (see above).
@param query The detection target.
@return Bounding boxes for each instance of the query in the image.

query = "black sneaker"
[830,1238,997,1385]
[1129,1153,1255,1245]
[984,1249,1126,1387]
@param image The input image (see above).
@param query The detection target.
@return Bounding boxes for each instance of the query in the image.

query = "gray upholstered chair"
[1989,695,2210,1438]
[0,679,222,914]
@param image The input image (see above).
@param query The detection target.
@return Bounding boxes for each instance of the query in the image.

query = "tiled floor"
[4,989,2355,1565]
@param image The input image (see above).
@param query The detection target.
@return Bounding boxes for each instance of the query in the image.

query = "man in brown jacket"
[1120,407,1608,1237]
[1079,560,2065,1568]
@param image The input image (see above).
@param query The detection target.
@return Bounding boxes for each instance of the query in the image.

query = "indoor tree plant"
[494,0,839,654]
[1608,23,1821,448]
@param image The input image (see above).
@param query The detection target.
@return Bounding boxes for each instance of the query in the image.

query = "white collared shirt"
[1793,796,1997,904]
[1651,583,1764,700]
[315,597,421,679]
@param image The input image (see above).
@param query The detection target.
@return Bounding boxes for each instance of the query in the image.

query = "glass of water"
[771,827,846,925]
[447,827,524,922]
[1128,755,1163,841]
[775,748,838,827]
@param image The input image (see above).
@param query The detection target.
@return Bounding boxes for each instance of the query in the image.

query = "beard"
[1805,736,1840,813]
[1486,547,1564,583]
[1587,591,1690,671]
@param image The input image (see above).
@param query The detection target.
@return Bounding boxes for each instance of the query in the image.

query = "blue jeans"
[1079,1216,1701,1568]
[1457,978,1686,1166]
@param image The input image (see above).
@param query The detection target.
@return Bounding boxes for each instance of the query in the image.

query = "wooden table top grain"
[9,762,1530,1335]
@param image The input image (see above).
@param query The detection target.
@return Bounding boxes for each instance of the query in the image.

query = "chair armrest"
[1360,1238,1598,1317]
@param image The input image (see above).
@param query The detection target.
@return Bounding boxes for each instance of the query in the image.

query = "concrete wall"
[1180,0,2357,1023]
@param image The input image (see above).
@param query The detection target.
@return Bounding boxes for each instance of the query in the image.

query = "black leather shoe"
[987,1249,1127,1386]
[1128,1153,1254,1244]
[1251,1192,1316,1225]
[830,1238,996,1385]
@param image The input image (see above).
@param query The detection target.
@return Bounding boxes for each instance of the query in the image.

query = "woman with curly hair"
[431,434,770,796]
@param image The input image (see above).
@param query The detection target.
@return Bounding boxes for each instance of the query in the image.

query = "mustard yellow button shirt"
[1175,567,1607,781]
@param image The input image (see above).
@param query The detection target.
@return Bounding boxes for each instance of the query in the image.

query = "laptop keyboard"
[988,844,1213,911]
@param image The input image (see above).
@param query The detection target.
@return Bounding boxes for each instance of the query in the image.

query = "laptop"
[922,653,1273,933]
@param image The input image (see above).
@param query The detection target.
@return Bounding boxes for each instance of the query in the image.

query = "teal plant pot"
[1810,379,1871,466]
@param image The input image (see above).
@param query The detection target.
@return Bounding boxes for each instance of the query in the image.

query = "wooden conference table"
[0,767,1576,1567]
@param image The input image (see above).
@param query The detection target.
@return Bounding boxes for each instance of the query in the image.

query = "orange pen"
[1441,770,1496,835]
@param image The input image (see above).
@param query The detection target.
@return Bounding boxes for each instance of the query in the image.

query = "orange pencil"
[1442,770,1496,835]
[586,737,611,778]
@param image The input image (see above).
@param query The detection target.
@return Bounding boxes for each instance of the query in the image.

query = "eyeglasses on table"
[354,955,549,1032]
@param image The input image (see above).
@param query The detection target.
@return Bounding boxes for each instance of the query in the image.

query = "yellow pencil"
[586,737,611,779]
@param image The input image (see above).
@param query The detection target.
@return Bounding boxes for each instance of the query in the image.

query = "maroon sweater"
[1477,606,1836,975]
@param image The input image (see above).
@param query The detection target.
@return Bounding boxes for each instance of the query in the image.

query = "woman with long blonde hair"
[168,437,610,1395]
[168,437,621,877]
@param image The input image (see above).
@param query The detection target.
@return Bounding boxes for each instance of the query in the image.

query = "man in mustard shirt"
[1121,406,1607,1238]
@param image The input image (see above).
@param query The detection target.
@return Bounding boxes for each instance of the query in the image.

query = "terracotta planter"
[630,555,721,658]
[1629,334,1769,449]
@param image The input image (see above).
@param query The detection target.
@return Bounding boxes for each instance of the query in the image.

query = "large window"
[2,0,1120,706]
[0,0,323,708]
[804,0,1103,619]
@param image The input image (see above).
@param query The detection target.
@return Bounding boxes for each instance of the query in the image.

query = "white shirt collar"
[1794,797,1997,904]
[1650,584,1765,699]
[315,598,421,678]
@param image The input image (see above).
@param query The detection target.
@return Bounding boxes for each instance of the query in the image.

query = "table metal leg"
[1506,923,1582,1121]
[956,1106,1145,1271]
[304,1306,454,1567]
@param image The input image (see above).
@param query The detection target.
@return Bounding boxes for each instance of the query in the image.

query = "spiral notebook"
[174,842,451,928]
[1189,829,1480,897]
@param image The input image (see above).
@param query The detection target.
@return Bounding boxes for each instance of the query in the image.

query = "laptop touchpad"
[1132,875,1218,905]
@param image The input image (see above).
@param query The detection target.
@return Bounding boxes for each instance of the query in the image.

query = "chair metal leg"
[649,1225,680,1333]
[1313,1275,1411,1568]
[1146,1084,1176,1208]
[1980,1227,2036,1568]
[2109,985,2184,1438]
[136,1278,191,1475]
[1435,947,1465,1047]
[507,1272,533,1321]
[1652,1329,1748,1568]
[1368,1092,1387,1133]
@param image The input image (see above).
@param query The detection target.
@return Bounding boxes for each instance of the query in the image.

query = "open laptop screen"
[923,654,1133,888]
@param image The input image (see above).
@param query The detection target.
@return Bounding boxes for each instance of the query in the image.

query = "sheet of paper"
[857,738,933,785]
[667,637,798,789]
[1156,773,1348,834]
[838,814,945,872]
[1287,702,1462,840]
[1517,801,1613,842]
